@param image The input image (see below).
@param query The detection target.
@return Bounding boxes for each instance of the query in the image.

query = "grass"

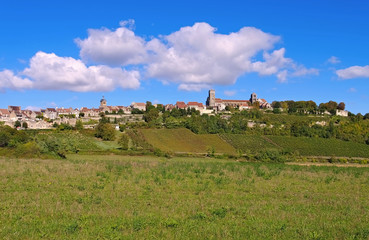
[1,155,369,239]
[221,134,369,158]
[140,128,236,154]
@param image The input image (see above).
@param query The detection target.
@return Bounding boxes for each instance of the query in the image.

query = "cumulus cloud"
[76,21,319,91]
[0,69,33,91]
[21,52,140,92]
[336,65,369,80]
[76,20,147,66]
[146,23,282,90]
[328,56,341,64]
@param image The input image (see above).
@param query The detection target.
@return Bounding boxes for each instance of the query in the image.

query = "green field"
[221,134,369,158]
[139,128,236,154]
[267,135,369,158]
[1,155,369,239]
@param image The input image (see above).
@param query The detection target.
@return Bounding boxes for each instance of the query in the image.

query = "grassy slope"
[268,135,369,158]
[1,155,369,239]
[221,134,369,158]
[140,128,236,154]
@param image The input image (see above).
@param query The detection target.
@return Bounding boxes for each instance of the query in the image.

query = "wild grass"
[140,128,236,154]
[1,155,369,239]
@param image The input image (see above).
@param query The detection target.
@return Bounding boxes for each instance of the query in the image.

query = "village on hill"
[0,90,348,130]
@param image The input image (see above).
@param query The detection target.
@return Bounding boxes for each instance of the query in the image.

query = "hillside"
[139,128,236,154]
[221,134,369,158]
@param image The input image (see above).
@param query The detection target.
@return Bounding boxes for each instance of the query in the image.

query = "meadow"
[1,155,369,239]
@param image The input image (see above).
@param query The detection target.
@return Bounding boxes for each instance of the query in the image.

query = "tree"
[95,123,116,141]
[75,120,83,131]
[144,108,159,123]
[79,112,85,117]
[0,131,10,147]
[22,122,28,129]
[337,102,346,110]
[14,121,21,128]
[118,134,129,150]
[272,101,281,109]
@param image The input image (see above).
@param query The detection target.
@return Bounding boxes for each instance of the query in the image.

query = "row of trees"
[271,100,345,115]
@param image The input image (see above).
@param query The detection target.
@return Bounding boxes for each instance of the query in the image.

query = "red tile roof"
[176,101,187,109]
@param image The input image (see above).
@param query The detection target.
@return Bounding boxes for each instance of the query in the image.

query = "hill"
[139,128,236,154]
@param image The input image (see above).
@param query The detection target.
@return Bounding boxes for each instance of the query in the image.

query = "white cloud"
[277,70,288,83]
[336,65,369,80]
[146,23,280,90]
[328,56,341,64]
[76,20,147,66]
[22,51,140,92]
[224,90,237,96]
[178,83,211,92]
[77,21,319,91]
[0,69,33,91]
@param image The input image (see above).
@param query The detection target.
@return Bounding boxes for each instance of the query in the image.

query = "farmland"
[221,134,369,158]
[139,128,236,154]
[1,155,369,239]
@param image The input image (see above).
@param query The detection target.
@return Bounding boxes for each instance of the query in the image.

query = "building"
[175,101,187,109]
[131,102,146,112]
[206,89,271,110]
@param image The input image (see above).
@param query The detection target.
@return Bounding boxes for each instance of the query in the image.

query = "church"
[206,89,271,111]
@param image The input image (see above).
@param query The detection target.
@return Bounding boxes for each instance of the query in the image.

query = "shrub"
[15,141,41,158]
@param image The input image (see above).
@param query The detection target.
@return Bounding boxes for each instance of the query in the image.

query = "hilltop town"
[0,90,348,129]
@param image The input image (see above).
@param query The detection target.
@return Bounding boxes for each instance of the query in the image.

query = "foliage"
[75,120,84,131]
[95,123,116,141]
[118,133,129,150]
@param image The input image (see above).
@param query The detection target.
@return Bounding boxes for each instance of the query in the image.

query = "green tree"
[144,108,159,124]
[0,131,10,147]
[118,134,129,150]
[95,123,116,141]
[337,102,345,110]
[75,120,84,131]
[22,122,28,129]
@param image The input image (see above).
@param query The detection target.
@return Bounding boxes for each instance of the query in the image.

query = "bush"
[255,149,287,163]
[15,141,41,158]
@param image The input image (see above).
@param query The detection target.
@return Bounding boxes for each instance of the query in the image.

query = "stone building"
[206,89,271,110]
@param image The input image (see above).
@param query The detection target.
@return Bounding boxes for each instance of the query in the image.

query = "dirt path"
[286,162,369,168]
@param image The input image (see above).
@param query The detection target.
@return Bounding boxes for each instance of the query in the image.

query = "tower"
[206,89,216,107]
[100,96,107,108]
[250,93,257,104]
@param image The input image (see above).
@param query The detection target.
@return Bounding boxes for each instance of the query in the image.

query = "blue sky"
[1,0,369,113]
